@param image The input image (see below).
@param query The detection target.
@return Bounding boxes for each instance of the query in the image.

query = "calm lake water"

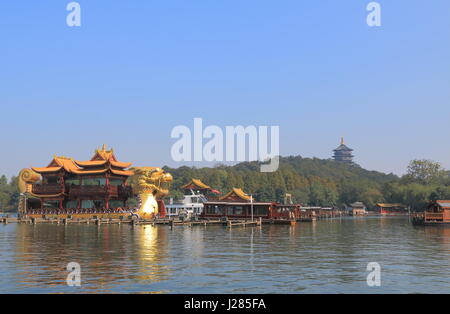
[1,216,450,294]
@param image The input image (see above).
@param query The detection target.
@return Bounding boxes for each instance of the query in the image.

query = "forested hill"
[1,157,446,212]
[163,156,399,209]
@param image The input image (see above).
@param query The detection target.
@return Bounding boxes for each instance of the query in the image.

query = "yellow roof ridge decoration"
[78,144,132,169]
[18,168,40,194]
[75,160,109,167]
[56,156,72,160]
[377,203,406,207]
[181,179,211,190]
[29,192,66,198]
[92,144,116,161]
[219,188,251,201]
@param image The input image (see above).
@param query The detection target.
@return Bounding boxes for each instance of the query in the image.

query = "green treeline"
[1,157,449,212]
[0,175,19,212]
[164,157,450,211]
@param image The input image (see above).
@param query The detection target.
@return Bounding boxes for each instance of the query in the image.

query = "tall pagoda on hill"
[332,137,354,164]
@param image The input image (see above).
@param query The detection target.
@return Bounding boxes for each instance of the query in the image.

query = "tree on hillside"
[404,159,447,185]
[0,176,19,212]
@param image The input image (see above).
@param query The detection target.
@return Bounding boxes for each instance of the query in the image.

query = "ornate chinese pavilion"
[332,137,354,164]
[23,145,134,214]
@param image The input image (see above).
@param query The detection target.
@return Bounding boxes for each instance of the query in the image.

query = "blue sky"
[0,1,449,177]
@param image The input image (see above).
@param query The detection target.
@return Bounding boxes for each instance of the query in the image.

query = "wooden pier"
[0,216,293,228]
[0,210,347,228]
[227,218,262,228]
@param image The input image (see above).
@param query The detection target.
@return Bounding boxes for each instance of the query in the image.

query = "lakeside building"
[18,146,172,219]
[412,200,450,225]
[202,188,301,220]
[333,137,354,164]
[350,202,367,216]
[23,145,133,215]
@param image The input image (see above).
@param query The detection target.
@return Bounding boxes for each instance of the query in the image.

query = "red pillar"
[157,200,166,218]
[105,174,110,211]
[60,175,65,192]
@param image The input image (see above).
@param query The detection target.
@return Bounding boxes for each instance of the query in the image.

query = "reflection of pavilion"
[14,224,170,293]
[423,227,450,252]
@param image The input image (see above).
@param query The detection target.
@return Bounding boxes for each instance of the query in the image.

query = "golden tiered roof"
[75,160,132,168]
[75,144,132,168]
[181,179,212,190]
[31,145,133,176]
[32,156,79,174]
[219,188,251,201]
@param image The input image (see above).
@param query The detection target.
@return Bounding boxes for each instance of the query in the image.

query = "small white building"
[350,202,367,216]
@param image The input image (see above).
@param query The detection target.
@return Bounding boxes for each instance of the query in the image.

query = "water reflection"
[133,225,170,287]
[1,217,450,293]
[423,226,450,252]
[12,224,170,293]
